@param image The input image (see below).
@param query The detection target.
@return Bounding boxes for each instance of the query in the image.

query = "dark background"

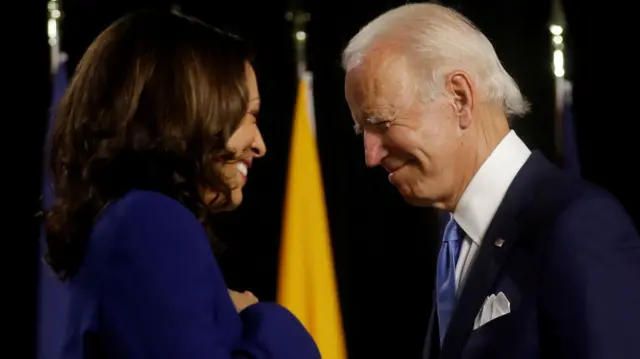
[10,0,638,358]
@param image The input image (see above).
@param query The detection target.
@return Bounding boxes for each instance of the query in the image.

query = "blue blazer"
[60,190,320,359]
[424,152,640,359]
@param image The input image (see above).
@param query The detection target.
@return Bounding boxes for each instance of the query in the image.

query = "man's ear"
[447,71,474,129]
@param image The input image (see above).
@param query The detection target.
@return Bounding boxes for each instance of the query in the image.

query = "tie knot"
[444,216,464,244]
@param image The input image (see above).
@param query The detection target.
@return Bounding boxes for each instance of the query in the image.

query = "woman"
[45,9,319,359]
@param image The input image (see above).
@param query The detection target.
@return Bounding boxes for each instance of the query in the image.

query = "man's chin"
[395,185,434,207]
[402,195,434,207]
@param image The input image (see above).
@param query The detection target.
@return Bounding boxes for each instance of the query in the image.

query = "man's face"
[345,54,467,208]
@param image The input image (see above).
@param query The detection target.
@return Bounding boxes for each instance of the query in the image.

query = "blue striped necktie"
[436,215,464,344]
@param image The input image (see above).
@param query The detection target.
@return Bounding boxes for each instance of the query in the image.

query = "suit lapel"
[439,202,519,358]
[438,152,549,359]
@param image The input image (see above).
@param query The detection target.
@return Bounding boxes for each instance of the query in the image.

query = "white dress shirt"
[452,130,531,293]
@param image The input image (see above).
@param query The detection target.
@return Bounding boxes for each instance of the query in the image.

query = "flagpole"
[549,0,567,158]
[47,0,64,74]
[285,6,310,78]
[285,4,315,133]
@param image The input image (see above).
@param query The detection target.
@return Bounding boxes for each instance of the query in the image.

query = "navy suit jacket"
[60,190,320,359]
[424,152,640,359]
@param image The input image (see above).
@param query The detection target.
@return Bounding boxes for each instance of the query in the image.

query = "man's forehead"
[346,54,415,109]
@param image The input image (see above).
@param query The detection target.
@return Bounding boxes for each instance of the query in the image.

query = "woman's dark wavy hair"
[45,9,251,281]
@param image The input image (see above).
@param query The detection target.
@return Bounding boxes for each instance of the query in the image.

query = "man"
[343,3,640,359]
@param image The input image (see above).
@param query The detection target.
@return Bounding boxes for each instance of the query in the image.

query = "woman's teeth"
[237,162,248,176]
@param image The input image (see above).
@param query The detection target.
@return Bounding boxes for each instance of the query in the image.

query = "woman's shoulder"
[87,190,211,272]
[111,190,194,220]
[95,190,203,239]
[83,190,222,302]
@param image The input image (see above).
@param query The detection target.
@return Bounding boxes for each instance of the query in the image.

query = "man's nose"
[363,132,386,167]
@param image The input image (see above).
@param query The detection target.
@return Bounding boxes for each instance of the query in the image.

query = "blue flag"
[37,60,69,359]
[561,80,580,176]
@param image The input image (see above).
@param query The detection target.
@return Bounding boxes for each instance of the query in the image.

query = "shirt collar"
[453,130,531,244]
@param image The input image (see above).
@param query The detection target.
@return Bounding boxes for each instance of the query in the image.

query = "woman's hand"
[228,289,259,312]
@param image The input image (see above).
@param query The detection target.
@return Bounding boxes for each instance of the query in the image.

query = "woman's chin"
[226,190,244,210]
[202,183,244,212]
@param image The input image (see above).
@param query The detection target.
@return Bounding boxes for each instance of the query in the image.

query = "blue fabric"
[436,215,463,344]
[59,190,320,359]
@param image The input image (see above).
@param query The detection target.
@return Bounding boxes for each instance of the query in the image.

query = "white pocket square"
[473,291,511,330]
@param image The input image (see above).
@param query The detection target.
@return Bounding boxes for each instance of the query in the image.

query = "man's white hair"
[342,3,529,117]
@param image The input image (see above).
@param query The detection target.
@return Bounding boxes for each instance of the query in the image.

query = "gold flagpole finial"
[285,9,311,78]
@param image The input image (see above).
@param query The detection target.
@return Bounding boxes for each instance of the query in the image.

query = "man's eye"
[370,121,391,131]
[354,117,392,136]
[366,116,391,129]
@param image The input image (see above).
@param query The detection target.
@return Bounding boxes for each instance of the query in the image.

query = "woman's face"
[203,63,266,210]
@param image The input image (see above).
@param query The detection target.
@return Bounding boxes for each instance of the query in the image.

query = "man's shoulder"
[530,166,640,279]
[548,178,633,232]
[524,161,632,238]
[532,162,618,214]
